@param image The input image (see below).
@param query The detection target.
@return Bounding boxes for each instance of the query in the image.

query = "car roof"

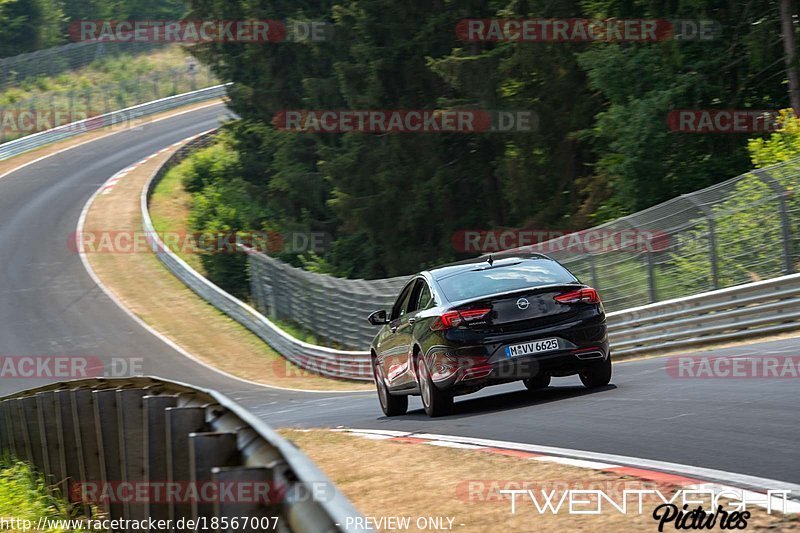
[425,253,552,281]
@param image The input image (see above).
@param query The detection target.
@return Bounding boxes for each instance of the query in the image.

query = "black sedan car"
[367,253,611,417]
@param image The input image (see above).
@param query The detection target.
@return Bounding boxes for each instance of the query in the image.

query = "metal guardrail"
[0,377,364,532]
[141,134,373,381]
[607,271,800,355]
[0,84,230,161]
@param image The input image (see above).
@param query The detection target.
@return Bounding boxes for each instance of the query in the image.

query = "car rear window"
[436,260,578,302]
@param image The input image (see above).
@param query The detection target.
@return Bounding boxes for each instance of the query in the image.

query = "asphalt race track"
[0,105,797,487]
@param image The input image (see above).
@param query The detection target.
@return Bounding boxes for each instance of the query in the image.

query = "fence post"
[586,252,600,291]
[754,169,793,274]
[620,217,658,302]
[683,194,719,290]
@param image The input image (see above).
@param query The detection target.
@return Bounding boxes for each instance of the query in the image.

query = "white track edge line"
[342,429,800,497]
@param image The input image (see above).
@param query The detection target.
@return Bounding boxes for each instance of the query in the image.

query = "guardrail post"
[72,389,101,484]
[55,390,86,511]
[212,466,274,531]
[165,406,207,532]
[144,394,178,528]
[683,194,719,290]
[117,389,148,521]
[21,396,45,472]
[754,169,793,274]
[0,400,11,456]
[94,389,124,520]
[36,391,66,494]
[11,399,31,464]
[189,432,240,524]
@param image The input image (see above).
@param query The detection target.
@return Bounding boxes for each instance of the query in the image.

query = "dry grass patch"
[279,429,800,532]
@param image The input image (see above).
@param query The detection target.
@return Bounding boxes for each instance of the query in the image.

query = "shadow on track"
[394,383,618,420]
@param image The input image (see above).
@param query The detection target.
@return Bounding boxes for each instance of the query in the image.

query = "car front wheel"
[579,354,612,388]
[416,356,454,417]
[374,361,408,416]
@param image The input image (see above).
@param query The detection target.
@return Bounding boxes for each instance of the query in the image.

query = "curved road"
[0,104,797,488]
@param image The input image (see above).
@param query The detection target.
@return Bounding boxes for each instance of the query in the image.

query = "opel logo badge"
[516,298,529,310]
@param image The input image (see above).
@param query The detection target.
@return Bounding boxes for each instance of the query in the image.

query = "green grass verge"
[0,46,218,141]
[150,163,346,350]
[0,459,98,532]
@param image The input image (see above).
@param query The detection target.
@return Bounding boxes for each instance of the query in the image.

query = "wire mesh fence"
[0,40,218,142]
[0,41,167,89]
[0,67,218,142]
[248,156,800,350]
[524,160,800,313]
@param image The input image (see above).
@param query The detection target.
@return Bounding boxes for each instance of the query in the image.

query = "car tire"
[523,373,551,391]
[579,353,612,388]
[416,356,453,417]
[374,361,408,416]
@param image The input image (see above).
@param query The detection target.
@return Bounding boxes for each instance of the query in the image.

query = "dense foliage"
[91,2,800,282]
[0,0,188,56]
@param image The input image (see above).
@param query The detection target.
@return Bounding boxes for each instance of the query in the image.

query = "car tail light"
[431,308,491,330]
[554,288,601,304]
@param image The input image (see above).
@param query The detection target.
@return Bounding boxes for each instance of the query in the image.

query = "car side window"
[405,279,424,314]
[407,279,434,314]
[416,282,434,310]
[391,282,414,320]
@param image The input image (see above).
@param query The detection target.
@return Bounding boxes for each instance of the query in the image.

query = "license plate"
[505,338,559,357]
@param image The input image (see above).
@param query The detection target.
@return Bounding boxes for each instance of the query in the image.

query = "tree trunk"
[781,0,800,115]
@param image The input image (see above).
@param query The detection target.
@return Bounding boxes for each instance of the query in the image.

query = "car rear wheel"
[374,361,408,416]
[579,353,612,388]
[523,373,551,391]
[416,356,453,417]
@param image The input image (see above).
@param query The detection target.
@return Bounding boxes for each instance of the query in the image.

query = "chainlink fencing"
[248,157,800,349]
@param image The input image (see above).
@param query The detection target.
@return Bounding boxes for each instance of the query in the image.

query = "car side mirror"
[368,310,389,325]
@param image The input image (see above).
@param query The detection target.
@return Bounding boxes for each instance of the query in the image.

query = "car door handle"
[408,317,417,325]
[390,325,398,333]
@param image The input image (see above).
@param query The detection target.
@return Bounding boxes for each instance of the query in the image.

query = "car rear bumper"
[424,320,608,391]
